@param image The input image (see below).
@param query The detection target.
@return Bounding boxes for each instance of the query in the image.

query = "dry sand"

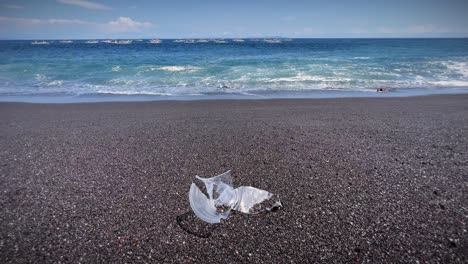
[0,95,467,262]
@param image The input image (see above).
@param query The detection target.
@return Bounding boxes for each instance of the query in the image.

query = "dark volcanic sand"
[0,95,467,263]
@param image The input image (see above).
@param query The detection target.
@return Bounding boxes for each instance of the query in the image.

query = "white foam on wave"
[45,80,64,87]
[107,78,146,85]
[426,80,468,87]
[428,59,468,77]
[33,73,64,87]
[35,74,46,81]
[261,73,353,83]
[366,76,468,88]
[443,61,468,78]
[364,71,402,77]
[96,89,173,96]
[111,66,122,72]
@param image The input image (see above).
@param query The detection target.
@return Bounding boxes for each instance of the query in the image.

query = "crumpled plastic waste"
[189,170,282,224]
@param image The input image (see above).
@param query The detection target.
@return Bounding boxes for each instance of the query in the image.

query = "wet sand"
[0,95,467,262]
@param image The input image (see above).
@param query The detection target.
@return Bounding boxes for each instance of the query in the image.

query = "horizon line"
[1,37,467,41]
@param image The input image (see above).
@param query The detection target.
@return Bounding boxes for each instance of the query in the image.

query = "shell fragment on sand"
[188,170,282,224]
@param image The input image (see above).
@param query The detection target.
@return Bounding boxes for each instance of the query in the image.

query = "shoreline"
[1,94,467,262]
[1,87,468,104]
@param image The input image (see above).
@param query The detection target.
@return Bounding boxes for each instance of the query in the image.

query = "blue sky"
[0,0,467,39]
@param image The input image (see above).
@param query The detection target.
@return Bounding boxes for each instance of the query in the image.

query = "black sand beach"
[0,95,467,263]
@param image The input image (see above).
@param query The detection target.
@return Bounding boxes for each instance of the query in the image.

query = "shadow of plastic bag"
[176,211,219,238]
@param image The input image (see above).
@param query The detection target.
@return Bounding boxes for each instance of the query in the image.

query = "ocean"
[1,38,467,102]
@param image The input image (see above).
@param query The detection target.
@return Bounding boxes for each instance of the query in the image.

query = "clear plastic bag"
[189,170,282,224]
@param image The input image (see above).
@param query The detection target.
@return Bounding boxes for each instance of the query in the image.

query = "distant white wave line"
[153,66,201,72]
[111,66,122,72]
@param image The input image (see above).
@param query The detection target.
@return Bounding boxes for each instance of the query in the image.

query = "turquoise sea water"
[0,38,467,102]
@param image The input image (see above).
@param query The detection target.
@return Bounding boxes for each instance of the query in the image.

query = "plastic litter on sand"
[188,170,282,224]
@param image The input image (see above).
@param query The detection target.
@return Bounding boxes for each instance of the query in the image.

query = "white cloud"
[0,16,154,34]
[48,18,92,25]
[102,17,154,33]
[0,16,41,25]
[0,16,91,26]
[56,0,112,10]
[3,4,24,9]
